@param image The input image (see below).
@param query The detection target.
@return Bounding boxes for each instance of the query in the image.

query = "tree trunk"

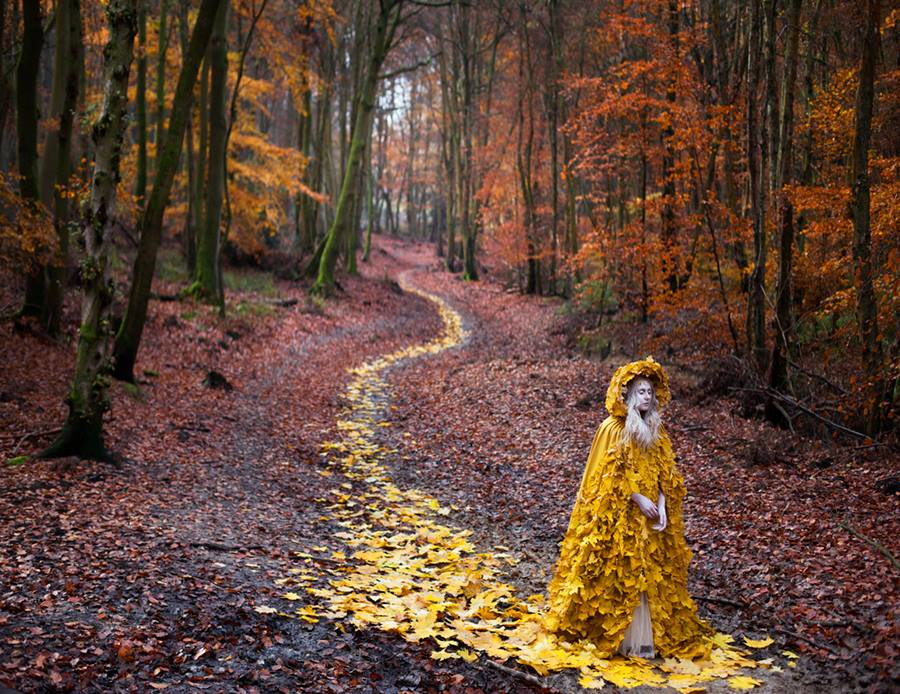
[745,0,768,374]
[153,0,169,173]
[437,31,458,272]
[849,0,883,434]
[175,0,195,271]
[18,0,45,317]
[40,0,137,462]
[190,56,210,275]
[363,140,374,261]
[135,0,147,208]
[40,0,82,335]
[764,0,780,193]
[311,0,400,296]
[766,0,802,424]
[193,0,228,307]
[295,88,314,252]
[660,0,679,292]
[459,1,478,282]
[113,0,224,382]
[545,0,561,294]
[0,0,12,169]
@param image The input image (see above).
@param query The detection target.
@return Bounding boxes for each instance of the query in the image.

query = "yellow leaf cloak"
[544,357,712,659]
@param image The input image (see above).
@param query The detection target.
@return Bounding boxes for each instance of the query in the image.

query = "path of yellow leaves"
[274,276,785,691]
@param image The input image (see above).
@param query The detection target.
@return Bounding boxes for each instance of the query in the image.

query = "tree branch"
[839,520,900,571]
[379,53,439,80]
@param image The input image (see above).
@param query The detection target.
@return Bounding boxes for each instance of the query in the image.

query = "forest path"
[260,259,808,693]
[1,237,885,693]
[356,251,895,693]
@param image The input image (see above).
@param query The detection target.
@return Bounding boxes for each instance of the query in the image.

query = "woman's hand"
[652,492,667,531]
[630,493,659,520]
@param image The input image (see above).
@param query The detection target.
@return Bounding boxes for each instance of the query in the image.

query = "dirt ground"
[1,235,896,693]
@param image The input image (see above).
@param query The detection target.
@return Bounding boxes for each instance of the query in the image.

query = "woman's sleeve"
[656,428,686,507]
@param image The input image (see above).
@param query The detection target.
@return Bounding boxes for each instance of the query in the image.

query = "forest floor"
[0,235,897,694]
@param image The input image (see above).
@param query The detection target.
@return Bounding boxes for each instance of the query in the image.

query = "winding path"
[267,271,779,693]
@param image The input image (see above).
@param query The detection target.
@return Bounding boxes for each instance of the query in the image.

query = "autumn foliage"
[0,1,897,690]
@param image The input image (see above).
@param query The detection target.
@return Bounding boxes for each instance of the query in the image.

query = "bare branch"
[379,52,440,80]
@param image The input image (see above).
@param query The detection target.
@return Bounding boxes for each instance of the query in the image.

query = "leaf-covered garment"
[544,358,712,659]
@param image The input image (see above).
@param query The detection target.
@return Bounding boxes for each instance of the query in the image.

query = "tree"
[745,0,768,374]
[135,0,148,208]
[849,0,882,434]
[40,0,138,461]
[191,0,229,307]
[766,0,802,425]
[311,0,404,295]
[18,0,45,318]
[154,0,170,173]
[113,0,225,382]
[38,0,83,335]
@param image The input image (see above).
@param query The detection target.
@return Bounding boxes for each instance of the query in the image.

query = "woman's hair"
[622,377,661,449]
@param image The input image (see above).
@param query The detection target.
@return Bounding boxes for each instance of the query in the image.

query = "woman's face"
[632,379,654,413]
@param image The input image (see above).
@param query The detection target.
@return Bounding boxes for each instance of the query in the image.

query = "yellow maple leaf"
[578,673,605,689]
[743,636,774,649]
[254,606,276,614]
[282,592,302,601]
[727,675,762,690]
[430,649,458,661]
[712,632,735,648]
[458,649,479,662]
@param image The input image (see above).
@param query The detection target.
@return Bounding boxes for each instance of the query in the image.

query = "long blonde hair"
[622,377,661,449]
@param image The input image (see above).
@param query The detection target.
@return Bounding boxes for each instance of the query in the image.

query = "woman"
[544,356,712,659]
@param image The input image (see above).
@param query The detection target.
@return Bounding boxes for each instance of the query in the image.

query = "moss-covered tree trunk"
[112,0,223,382]
[362,128,374,262]
[39,0,82,335]
[193,0,227,307]
[311,0,401,296]
[18,0,45,317]
[40,0,137,462]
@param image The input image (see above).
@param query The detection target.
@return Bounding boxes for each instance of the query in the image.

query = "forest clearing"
[1,0,898,692]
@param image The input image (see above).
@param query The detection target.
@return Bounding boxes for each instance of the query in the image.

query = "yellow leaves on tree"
[0,173,57,272]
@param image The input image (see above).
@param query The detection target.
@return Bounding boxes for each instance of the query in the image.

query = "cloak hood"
[605,356,671,418]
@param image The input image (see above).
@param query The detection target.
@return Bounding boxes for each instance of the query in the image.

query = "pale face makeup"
[632,378,654,414]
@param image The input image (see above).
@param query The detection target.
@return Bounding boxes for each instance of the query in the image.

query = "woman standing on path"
[544,356,712,659]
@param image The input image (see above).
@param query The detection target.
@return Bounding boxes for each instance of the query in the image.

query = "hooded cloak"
[544,356,712,659]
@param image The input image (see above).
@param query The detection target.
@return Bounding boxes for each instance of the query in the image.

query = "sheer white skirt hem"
[618,592,655,658]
